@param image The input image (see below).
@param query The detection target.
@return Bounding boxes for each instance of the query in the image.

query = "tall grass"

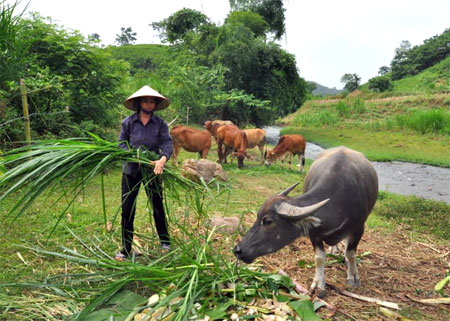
[394,109,450,134]
[292,110,338,127]
[335,101,350,117]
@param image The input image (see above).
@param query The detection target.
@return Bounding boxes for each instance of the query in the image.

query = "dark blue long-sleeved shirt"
[119,113,173,176]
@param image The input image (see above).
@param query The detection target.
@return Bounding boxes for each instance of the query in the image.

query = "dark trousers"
[121,170,169,255]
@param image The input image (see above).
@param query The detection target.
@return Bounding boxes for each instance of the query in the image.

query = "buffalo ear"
[304,216,322,227]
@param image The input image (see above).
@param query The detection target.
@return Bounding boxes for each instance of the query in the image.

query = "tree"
[229,0,286,39]
[390,40,411,80]
[340,73,361,92]
[150,8,209,44]
[89,33,100,41]
[390,29,450,80]
[368,75,393,92]
[378,66,390,75]
[225,11,269,38]
[306,81,317,94]
[1,13,128,145]
[115,27,137,45]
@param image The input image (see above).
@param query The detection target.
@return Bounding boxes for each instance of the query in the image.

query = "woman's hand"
[151,156,167,175]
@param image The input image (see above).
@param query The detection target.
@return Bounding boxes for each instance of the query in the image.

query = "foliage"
[165,55,227,124]
[0,134,200,231]
[340,73,361,92]
[390,29,450,80]
[150,8,210,44]
[368,75,393,92]
[147,7,306,127]
[378,66,390,75]
[392,55,450,93]
[115,27,137,45]
[214,89,272,126]
[0,14,128,146]
[229,0,286,39]
[105,43,173,74]
[225,10,269,38]
[0,0,29,88]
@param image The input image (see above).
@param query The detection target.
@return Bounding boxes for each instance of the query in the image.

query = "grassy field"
[1,143,449,320]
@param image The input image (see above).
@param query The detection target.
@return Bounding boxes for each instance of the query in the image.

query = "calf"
[234,146,378,297]
[170,125,211,165]
[230,128,266,164]
[264,134,306,171]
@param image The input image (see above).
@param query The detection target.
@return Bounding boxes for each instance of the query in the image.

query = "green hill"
[104,44,172,73]
[279,54,450,167]
[359,55,450,95]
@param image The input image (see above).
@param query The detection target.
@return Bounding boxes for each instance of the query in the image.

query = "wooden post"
[20,79,31,145]
[186,106,190,125]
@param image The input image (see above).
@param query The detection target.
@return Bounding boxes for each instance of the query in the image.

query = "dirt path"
[264,126,450,204]
[259,227,450,320]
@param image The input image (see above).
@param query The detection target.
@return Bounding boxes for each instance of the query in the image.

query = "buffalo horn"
[278,182,300,196]
[276,198,330,219]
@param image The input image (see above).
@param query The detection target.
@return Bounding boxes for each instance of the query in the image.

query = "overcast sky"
[11,0,450,89]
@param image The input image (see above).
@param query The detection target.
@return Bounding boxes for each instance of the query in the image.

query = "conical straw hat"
[123,85,170,111]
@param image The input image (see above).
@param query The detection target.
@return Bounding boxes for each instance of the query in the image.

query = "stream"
[263,126,450,204]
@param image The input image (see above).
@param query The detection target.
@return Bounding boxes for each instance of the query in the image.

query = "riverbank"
[264,126,450,204]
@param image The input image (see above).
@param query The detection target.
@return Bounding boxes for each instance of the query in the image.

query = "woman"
[116,85,173,261]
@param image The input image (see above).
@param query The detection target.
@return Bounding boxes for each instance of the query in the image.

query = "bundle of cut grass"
[0,133,202,227]
[1,228,322,321]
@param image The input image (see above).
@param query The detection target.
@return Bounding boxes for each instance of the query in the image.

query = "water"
[263,126,450,203]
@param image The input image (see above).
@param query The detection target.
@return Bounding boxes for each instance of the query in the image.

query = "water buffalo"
[234,146,378,297]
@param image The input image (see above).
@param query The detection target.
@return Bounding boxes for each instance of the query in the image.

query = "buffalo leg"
[345,227,364,288]
[310,244,327,297]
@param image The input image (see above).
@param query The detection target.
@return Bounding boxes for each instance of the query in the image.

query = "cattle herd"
[169,120,379,298]
[170,119,305,169]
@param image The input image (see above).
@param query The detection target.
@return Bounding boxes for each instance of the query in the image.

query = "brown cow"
[170,125,211,165]
[241,128,266,164]
[264,134,306,171]
[204,120,235,142]
[216,125,248,168]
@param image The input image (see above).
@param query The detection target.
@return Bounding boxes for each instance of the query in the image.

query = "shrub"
[335,101,350,117]
[352,98,366,114]
[368,75,393,92]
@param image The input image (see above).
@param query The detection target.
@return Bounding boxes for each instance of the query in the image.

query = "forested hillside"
[0,1,307,148]
[361,28,450,94]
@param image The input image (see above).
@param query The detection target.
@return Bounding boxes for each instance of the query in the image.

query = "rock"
[181,159,228,184]
[210,216,243,233]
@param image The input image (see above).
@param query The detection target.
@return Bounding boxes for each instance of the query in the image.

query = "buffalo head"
[234,182,329,263]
